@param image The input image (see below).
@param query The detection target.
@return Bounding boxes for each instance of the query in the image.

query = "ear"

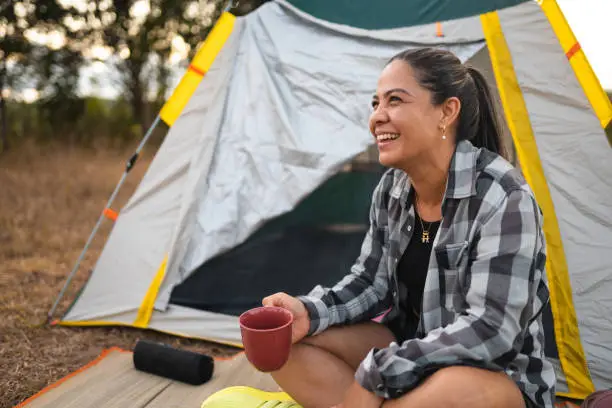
[440,96,461,129]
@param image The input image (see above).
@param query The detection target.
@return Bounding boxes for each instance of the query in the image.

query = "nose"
[369,105,389,135]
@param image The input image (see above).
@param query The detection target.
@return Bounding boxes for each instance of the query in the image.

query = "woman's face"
[369,60,449,169]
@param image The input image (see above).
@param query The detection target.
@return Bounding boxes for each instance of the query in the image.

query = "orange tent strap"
[566,42,581,60]
[103,208,118,221]
[188,64,206,76]
[436,22,444,37]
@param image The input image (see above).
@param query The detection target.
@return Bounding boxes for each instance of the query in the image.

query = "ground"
[0,142,237,408]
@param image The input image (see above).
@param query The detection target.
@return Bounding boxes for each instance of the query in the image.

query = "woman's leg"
[383,365,527,408]
[271,321,395,408]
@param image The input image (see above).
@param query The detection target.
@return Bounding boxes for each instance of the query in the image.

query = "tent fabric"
[482,3,595,398]
[286,0,530,29]
[499,2,612,394]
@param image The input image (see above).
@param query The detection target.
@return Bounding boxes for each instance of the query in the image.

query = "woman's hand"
[262,292,310,344]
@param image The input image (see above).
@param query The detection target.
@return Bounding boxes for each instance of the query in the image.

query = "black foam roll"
[133,340,214,385]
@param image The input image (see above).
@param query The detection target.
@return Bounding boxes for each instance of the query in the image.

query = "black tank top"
[395,210,441,337]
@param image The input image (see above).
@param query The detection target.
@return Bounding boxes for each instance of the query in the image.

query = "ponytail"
[465,66,508,159]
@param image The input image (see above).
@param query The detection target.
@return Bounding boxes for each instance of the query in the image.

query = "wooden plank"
[21,350,172,408]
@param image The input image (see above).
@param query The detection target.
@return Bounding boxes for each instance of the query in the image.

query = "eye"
[389,95,402,105]
[371,100,379,109]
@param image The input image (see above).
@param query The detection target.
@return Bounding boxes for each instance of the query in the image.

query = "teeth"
[377,133,399,141]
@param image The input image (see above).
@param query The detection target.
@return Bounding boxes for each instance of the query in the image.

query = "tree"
[94,0,272,136]
[0,1,32,151]
[34,46,86,142]
[29,1,90,142]
[0,0,91,149]
[88,0,229,136]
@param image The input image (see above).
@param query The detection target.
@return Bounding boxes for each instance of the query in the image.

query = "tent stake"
[46,115,162,324]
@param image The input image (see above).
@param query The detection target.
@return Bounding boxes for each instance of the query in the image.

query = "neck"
[400,145,454,206]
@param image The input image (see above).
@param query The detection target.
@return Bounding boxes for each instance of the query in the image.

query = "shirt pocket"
[434,241,469,311]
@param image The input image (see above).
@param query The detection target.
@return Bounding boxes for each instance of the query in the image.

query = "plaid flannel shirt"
[298,140,556,407]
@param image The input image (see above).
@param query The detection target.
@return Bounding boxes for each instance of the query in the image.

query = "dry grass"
[0,142,237,408]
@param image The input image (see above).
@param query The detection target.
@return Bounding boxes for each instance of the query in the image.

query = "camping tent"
[55,0,612,401]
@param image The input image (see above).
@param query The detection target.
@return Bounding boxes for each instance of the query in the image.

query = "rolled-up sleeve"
[356,189,546,398]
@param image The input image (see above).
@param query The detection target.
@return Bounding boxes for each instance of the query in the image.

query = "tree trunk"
[0,92,8,152]
[128,60,145,139]
[0,62,7,152]
[132,81,144,137]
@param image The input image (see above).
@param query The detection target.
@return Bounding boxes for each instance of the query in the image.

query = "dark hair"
[388,47,507,159]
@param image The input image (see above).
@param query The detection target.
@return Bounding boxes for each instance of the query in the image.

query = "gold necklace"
[415,196,433,244]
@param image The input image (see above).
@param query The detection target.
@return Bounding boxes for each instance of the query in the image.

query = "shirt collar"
[445,139,479,200]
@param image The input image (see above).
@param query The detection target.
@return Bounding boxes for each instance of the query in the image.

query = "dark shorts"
[384,316,416,343]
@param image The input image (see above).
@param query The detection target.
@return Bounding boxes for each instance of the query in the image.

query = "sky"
[14,0,612,102]
[557,0,611,90]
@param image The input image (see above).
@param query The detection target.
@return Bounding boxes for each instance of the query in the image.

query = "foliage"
[90,0,228,134]
[0,0,93,151]
[5,96,167,148]
[0,1,32,151]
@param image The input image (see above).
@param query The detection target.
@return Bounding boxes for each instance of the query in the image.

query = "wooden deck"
[18,348,280,408]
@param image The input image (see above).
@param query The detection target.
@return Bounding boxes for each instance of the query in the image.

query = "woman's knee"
[385,366,525,408]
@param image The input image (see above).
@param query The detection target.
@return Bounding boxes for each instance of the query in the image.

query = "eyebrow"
[372,88,414,100]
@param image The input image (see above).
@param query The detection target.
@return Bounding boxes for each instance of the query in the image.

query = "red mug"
[239,306,294,372]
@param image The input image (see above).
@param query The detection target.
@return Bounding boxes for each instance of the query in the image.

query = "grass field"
[0,143,236,407]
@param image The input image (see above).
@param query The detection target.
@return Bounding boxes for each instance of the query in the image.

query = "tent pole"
[46,115,162,324]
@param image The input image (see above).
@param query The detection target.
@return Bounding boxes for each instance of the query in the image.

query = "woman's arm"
[356,188,548,399]
[297,171,396,336]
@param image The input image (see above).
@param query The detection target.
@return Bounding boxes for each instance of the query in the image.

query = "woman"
[263,48,556,408]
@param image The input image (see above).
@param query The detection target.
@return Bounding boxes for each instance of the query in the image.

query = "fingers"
[262,292,289,308]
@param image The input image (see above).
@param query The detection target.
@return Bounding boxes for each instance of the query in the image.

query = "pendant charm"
[421,231,430,243]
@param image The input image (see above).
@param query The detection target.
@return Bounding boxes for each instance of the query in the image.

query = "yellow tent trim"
[160,12,236,126]
[539,0,612,129]
[58,319,243,348]
[480,11,595,399]
[133,255,168,328]
[58,319,130,328]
